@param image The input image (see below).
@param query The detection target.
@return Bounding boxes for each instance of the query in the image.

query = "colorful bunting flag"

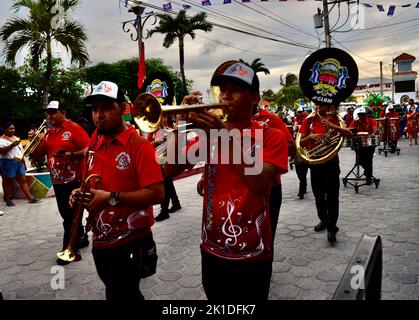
[223,0,232,3]
[416,2,419,8]
[183,4,191,9]
[242,0,251,2]
[363,4,373,8]
[387,5,396,16]
[402,4,411,7]
[163,2,172,11]
[377,4,384,12]
[123,0,128,8]
[202,0,211,6]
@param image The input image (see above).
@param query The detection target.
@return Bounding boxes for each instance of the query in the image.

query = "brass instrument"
[132,92,226,133]
[295,110,345,165]
[57,151,102,263]
[15,119,47,162]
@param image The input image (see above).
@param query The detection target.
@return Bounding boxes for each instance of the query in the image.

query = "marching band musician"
[71,81,164,301]
[252,102,295,240]
[299,104,352,243]
[385,104,400,153]
[165,60,288,300]
[293,107,309,199]
[406,103,418,146]
[29,101,90,264]
[349,107,378,185]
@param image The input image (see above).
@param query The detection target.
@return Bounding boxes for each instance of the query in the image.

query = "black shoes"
[297,192,304,199]
[76,236,89,249]
[155,211,170,222]
[314,221,327,232]
[327,231,337,243]
[56,258,71,266]
[168,203,181,213]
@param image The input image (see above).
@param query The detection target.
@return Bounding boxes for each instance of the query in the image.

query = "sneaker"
[155,212,170,222]
[6,200,15,207]
[314,221,327,232]
[168,203,181,213]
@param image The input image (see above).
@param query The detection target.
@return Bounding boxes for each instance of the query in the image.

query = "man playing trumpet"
[165,60,288,300]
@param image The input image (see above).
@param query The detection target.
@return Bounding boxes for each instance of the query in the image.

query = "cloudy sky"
[0,0,418,98]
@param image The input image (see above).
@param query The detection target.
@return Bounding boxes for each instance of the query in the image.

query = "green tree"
[239,58,270,75]
[147,10,212,95]
[0,0,89,107]
[277,73,304,110]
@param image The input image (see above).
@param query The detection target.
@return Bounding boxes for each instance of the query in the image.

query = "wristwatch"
[108,192,119,206]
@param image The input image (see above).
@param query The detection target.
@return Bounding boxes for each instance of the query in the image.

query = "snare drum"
[353,132,378,147]
[366,134,379,147]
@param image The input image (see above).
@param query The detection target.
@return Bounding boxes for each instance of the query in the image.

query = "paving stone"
[389,272,417,285]
[15,286,41,299]
[315,269,341,282]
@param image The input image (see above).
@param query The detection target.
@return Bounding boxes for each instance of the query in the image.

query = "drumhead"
[299,47,358,106]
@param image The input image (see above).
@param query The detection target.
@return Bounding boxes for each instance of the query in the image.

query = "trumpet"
[57,151,102,263]
[15,119,47,162]
[132,93,226,133]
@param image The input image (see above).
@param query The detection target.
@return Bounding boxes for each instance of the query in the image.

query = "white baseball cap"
[84,81,125,105]
[357,107,367,113]
[46,101,60,109]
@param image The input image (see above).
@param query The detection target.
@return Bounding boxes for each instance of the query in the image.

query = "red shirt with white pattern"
[41,120,89,184]
[349,117,377,134]
[88,125,163,249]
[200,121,288,262]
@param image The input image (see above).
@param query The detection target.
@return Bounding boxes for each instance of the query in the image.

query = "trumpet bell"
[56,248,82,262]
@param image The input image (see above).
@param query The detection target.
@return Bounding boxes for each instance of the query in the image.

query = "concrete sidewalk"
[0,139,418,300]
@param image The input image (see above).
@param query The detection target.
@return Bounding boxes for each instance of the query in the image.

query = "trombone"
[132,93,226,133]
[15,119,47,162]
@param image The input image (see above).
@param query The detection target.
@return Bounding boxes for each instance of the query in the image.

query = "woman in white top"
[0,122,39,206]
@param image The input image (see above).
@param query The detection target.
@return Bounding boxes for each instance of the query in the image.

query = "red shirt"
[349,118,377,134]
[294,113,307,126]
[41,120,89,184]
[88,126,163,249]
[253,109,292,185]
[200,122,288,262]
[386,111,399,119]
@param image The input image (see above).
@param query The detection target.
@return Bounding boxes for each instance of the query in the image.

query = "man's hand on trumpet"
[70,188,110,213]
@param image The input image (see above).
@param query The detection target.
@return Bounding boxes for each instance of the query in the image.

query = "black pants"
[310,161,340,232]
[161,166,179,212]
[92,233,155,301]
[295,162,309,193]
[358,146,375,180]
[53,181,84,250]
[269,184,282,241]
[201,251,272,300]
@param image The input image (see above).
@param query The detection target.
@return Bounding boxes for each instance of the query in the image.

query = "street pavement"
[0,138,418,300]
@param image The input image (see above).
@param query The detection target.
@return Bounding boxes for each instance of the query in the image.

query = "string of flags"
[122,0,419,16]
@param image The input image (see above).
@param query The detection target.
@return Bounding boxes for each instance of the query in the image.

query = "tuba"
[15,119,48,162]
[57,151,102,263]
[296,109,345,165]
[296,47,359,165]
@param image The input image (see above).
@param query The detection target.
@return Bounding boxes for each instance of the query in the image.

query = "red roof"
[394,70,417,75]
[394,53,416,61]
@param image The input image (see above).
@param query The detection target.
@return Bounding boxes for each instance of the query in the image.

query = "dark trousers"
[92,234,154,301]
[161,166,179,212]
[269,184,282,241]
[53,181,84,250]
[201,251,272,300]
[310,161,340,232]
[295,162,309,193]
[358,146,375,179]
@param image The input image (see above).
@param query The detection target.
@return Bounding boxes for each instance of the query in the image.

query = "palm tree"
[239,58,270,75]
[0,0,89,107]
[147,10,213,94]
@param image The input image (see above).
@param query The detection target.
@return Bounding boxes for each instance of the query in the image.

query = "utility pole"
[380,61,383,95]
[391,59,395,103]
[323,0,332,48]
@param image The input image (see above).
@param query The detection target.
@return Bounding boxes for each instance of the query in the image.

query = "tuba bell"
[15,119,47,162]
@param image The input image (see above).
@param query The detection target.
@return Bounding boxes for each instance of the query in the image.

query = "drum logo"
[309,58,349,97]
[115,152,131,170]
[146,79,168,104]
